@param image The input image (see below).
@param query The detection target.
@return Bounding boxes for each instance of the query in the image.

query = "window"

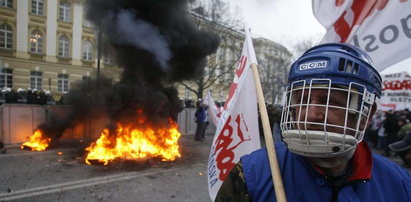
[103,55,114,64]
[58,35,70,58]
[0,67,13,88]
[30,71,43,90]
[58,73,69,92]
[59,2,71,22]
[0,23,12,49]
[31,0,44,15]
[30,30,43,54]
[0,0,12,8]
[82,40,93,61]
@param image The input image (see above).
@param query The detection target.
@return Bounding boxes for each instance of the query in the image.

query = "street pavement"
[0,135,410,202]
[0,135,213,202]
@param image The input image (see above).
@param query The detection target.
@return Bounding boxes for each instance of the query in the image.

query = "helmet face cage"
[280,79,376,158]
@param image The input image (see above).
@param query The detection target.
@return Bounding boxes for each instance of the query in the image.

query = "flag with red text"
[203,90,222,127]
[207,28,261,201]
[312,0,411,71]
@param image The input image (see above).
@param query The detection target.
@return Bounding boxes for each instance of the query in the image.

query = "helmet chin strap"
[309,146,356,169]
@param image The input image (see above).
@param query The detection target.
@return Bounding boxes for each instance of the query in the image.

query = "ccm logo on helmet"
[299,61,328,71]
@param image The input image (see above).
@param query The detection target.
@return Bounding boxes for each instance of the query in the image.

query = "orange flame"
[85,117,181,166]
[21,129,52,151]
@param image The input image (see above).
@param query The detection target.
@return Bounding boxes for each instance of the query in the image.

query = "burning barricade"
[21,129,51,151]
[20,0,219,166]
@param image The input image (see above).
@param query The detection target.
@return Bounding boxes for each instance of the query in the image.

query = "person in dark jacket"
[215,43,411,202]
[194,100,207,141]
[383,110,400,156]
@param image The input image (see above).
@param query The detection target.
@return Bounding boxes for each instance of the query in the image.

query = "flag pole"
[251,63,287,202]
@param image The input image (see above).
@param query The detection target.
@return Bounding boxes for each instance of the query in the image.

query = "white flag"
[207,28,261,201]
[203,90,222,127]
[312,0,411,71]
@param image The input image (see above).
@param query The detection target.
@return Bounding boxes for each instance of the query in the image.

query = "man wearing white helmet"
[215,43,411,202]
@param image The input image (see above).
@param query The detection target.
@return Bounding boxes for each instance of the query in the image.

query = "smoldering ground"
[37,0,220,141]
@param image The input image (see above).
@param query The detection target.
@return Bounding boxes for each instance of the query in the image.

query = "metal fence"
[0,105,216,145]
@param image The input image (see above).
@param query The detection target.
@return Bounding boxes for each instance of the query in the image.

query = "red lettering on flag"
[223,83,237,110]
[332,0,409,42]
[215,114,251,180]
[236,56,248,78]
[333,0,389,42]
[382,79,411,90]
[223,56,248,110]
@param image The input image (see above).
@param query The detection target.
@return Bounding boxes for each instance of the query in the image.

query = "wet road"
[0,135,213,202]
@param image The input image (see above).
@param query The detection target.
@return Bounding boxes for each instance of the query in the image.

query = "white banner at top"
[312,0,411,72]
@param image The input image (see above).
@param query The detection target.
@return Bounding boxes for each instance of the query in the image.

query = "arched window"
[82,40,93,61]
[31,0,44,15]
[30,30,43,54]
[59,2,71,22]
[0,23,12,49]
[58,35,70,58]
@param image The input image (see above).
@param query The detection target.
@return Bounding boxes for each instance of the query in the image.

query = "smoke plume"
[38,0,220,141]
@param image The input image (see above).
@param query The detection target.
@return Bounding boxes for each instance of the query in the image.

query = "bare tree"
[258,38,320,105]
[181,0,243,100]
[255,40,293,105]
[291,37,321,59]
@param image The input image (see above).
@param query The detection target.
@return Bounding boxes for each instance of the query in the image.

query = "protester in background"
[389,131,411,167]
[383,110,400,156]
[365,110,383,147]
[194,99,207,141]
[0,88,6,105]
[0,141,5,154]
[16,88,27,104]
[44,90,56,105]
[268,104,283,143]
[215,43,411,201]
[375,112,386,150]
[4,88,18,103]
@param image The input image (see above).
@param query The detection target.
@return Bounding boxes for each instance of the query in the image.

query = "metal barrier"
[0,105,216,145]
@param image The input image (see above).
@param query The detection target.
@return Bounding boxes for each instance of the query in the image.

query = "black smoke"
[37,0,220,141]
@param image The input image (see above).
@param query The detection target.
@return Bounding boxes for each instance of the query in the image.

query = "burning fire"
[85,113,181,165]
[21,129,51,151]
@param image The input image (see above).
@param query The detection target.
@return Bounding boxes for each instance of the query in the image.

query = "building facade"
[0,0,120,100]
[0,1,291,104]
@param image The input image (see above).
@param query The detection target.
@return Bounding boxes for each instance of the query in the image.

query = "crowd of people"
[367,108,411,167]
[0,87,55,105]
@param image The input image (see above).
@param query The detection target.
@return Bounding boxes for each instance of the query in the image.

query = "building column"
[71,2,83,66]
[16,0,29,59]
[45,0,57,62]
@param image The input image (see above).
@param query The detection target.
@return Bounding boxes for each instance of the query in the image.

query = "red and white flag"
[207,28,261,201]
[312,0,411,71]
[203,90,222,127]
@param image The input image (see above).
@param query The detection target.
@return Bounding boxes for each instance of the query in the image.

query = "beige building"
[0,1,291,104]
[181,13,292,104]
[0,0,120,100]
